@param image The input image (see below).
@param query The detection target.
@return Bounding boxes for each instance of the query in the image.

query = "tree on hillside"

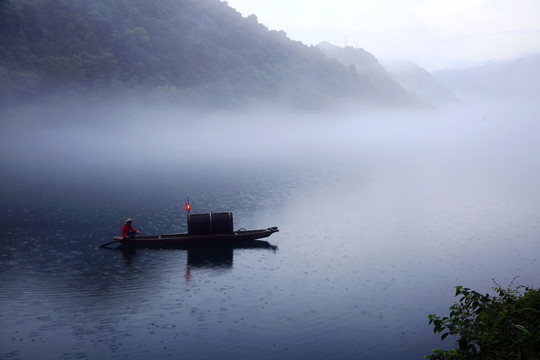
[426,280,540,359]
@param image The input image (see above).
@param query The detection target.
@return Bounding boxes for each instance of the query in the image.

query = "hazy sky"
[226,0,540,70]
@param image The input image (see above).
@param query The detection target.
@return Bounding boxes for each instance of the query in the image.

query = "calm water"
[1,101,539,359]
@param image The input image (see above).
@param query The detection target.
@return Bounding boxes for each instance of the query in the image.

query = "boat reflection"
[117,240,277,268]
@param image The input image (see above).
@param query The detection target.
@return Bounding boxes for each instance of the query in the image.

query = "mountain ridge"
[385,61,459,105]
[432,54,540,100]
[0,0,415,109]
[316,42,413,106]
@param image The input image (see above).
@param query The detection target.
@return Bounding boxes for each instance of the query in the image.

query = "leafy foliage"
[0,0,397,108]
[426,280,540,359]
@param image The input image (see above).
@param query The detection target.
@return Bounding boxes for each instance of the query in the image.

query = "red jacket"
[122,223,137,237]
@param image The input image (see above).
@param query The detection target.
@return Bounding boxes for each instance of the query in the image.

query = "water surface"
[1,102,539,359]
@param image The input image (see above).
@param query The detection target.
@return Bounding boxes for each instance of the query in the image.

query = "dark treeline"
[0,0,412,109]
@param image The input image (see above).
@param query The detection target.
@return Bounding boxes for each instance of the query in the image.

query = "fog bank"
[1,99,539,196]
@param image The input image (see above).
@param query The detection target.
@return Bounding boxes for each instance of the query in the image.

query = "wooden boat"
[110,226,279,248]
[100,201,279,249]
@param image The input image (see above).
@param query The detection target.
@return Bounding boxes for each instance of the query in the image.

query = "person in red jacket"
[122,218,140,238]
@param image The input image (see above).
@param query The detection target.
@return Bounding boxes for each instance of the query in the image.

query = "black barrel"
[188,212,234,235]
[188,213,211,235]
[211,212,234,234]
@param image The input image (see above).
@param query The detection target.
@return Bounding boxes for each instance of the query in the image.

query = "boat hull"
[114,227,278,248]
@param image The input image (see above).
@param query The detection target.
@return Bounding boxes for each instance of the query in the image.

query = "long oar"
[99,237,122,248]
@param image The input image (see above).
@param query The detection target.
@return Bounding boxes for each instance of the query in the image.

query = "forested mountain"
[316,42,412,106]
[0,0,414,109]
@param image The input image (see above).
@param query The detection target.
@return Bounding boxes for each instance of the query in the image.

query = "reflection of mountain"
[433,54,540,100]
[119,240,277,268]
[385,61,459,105]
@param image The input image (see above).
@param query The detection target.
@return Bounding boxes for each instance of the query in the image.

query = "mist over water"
[1,100,539,359]
[3,99,540,214]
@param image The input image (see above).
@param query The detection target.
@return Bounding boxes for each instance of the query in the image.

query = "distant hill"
[433,55,540,100]
[316,42,413,105]
[0,0,415,109]
[385,61,459,105]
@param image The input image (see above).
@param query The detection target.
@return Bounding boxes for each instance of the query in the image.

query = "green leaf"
[514,324,529,334]
[427,281,540,359]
